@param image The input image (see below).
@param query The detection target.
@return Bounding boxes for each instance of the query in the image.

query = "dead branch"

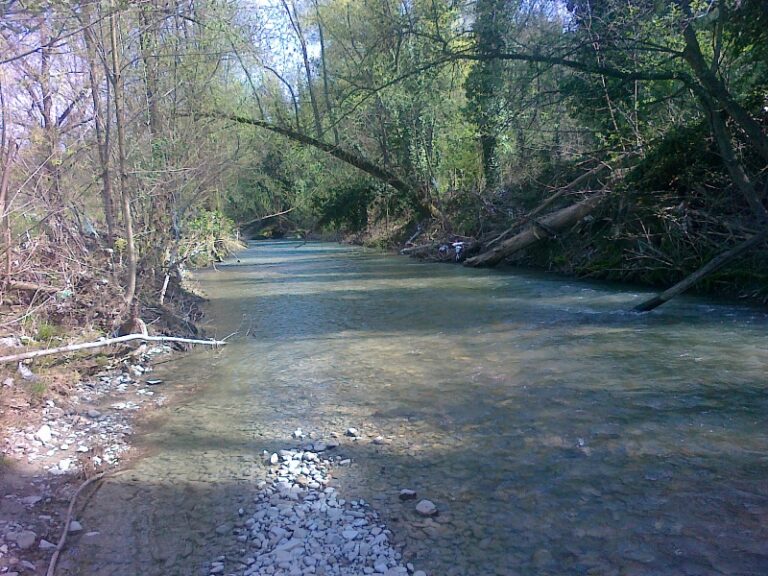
[239,207,295,228]
[0,333,226,364]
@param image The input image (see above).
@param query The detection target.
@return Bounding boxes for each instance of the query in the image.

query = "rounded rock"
[415,500,438,517]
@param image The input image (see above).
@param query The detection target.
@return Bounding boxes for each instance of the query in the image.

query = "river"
[63,241,768,576]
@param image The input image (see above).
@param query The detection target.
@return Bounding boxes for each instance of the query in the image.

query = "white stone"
[68,520,83,533]
[345,428,360,437]
[35,425,52,444]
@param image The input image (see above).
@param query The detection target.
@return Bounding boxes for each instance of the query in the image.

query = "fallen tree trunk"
[194,112,449,225]
[464,192,608,268]
[484,160,622,250]
[7,281,61,294]
[634,228,768,312]
[0,333,226,364]
[195,112,414,196]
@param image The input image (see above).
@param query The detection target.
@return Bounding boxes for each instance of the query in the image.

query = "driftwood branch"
[634,228,768,312]
[0,333,226,364]
[46,472,106,576]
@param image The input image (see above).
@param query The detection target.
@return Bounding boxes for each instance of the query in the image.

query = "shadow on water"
[62,241,768,576]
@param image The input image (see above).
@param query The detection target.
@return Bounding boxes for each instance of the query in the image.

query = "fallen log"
[634,228,768,312]
[484,161,616,250]
[0,333,226,364]
[7,281,61,294]
[464,192,608,268]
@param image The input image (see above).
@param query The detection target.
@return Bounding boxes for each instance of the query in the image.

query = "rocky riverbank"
[206,430,431,576]
[0,345,176,576]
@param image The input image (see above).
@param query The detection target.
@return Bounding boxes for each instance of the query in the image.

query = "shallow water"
[64,241,768,575]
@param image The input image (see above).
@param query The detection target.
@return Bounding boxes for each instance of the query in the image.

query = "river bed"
[61,241,768,576]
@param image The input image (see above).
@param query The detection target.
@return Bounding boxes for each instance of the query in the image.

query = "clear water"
[63,241,768,576]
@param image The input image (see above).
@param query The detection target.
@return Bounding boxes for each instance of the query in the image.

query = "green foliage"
[36,322,62,342]
[27,380,48,399]
[313,182,377,232]
[183,209,242,267]
[626,122,725,198]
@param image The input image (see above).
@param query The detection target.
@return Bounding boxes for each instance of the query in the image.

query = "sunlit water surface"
[64,241,768,576]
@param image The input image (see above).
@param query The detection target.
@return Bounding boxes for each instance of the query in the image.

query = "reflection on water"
[67,241,768,576]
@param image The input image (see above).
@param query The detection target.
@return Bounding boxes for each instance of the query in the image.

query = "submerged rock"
[415,500,438,517]
[399,489,417,501]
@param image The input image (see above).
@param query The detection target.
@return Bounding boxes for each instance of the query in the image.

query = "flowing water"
[63,241,768,576]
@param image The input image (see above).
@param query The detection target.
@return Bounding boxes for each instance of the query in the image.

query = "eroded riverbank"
[55,241,768,576]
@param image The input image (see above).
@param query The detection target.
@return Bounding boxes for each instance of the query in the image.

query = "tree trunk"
[198,112,414,195]
[109,5,137,306]
[697,88,768,224]
[81,1,116,242]
[282,0,323,140]
[464,192,608,267]
[634,229,768,312]
[467,0,506,190]
[679,3,768,163]
[0,144,15,286]
[313,0,339,146]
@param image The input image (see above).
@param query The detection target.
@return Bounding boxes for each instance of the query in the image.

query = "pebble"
[18,362,38,381]
[415,500,438,517]
[68,520,83,533]
[346,427,360,437]
[20,495,42,506]
[39,539,56,550]
[398,489,417,501]
[35,425,52,444]
[206,434,421,576]
[14,531,36,550]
